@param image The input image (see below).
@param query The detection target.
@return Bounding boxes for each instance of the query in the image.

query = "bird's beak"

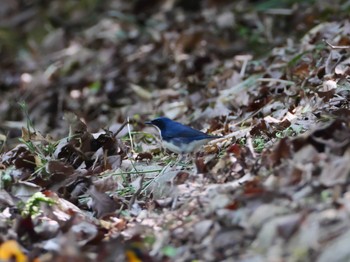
[145,121,152,125]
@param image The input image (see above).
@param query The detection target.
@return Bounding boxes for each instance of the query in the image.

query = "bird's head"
[145,117,171,131]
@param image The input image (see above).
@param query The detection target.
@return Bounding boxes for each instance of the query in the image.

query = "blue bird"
[145,117,220,154]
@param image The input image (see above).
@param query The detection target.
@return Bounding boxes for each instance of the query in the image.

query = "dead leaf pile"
[1,1,350,261]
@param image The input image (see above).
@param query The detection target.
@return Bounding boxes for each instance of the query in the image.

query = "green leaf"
[162,246,177,257]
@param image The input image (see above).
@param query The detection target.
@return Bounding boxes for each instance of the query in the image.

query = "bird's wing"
[163,122,213,140]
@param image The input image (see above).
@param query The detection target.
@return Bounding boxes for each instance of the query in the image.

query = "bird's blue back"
[155,117,214,140]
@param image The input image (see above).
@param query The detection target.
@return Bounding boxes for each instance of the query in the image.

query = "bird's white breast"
[162,139,212,154]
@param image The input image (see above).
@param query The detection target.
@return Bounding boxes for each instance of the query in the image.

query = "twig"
[106,168,163,176]
[112,120,128,138]
[246,135,257,158]
[128,173,145,209]
[140,162,172,195]
[0,132,7,154]
[127,117,134,152]
[256,78,295,85]
[323,39,350,49]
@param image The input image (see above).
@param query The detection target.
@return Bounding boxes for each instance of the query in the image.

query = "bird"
[145,117,220,154]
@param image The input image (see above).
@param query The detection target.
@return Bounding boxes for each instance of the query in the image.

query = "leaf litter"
[1,1,350,261]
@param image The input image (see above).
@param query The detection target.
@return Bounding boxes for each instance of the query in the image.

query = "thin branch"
[323,39,350,49]
[127,117,134,152]
[128,174,145,209]
[112,120,128,138]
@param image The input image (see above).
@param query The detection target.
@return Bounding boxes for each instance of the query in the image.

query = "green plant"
[21,192,56,217]
[0,167,14,189]
[117,186,136,197]
[162,245,177,258]
[275,126,304,139]
[17,102,62,178]
[253,136,266,153]
[18,101,35,134]
[238,137,246,146]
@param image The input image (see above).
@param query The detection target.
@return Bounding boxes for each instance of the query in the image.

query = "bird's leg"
[171,153,185,168]
[178,153,194,166]
[188,153,195,164]
[179,153,196,168]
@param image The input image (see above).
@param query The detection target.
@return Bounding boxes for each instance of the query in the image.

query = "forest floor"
[1,1,350,261]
